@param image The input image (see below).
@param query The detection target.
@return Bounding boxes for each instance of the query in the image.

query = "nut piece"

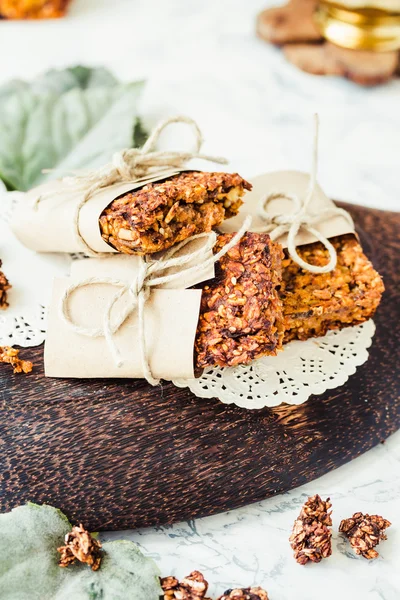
[289,494,332,565]
[0,346,33,374]
[195,232,284,369]
[0,260,11,310]
[217,587,269,600]
[160,571,211,599]
[339,512,391,559]
[58,524,102,571]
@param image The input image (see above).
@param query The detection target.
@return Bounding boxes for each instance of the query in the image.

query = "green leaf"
[0,503,162,600]
[0,66,147,191]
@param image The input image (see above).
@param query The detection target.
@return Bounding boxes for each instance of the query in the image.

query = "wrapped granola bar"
[12,170,250,256]
[11,116,252,257]
[44,229,284,380]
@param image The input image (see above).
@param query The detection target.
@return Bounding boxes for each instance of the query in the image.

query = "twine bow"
[256,115,353,274]
[35,115,228,257]
[61,215,252,386]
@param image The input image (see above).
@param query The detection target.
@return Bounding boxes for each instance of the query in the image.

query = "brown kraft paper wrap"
[44,234,218,380]
[219,171,356,246]
[46,260,202,380]
[11,169,180,254]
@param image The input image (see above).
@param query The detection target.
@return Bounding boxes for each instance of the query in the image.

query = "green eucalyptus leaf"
[0,503,161,600]
[0,66,146,191]
[31,66,119,94]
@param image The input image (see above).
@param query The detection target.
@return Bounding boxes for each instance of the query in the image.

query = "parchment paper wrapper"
[220,171,355,245]
[11,169,180,254]
[45,237,215,380]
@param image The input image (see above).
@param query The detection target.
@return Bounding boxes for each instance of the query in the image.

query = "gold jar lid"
[314,2,400,51]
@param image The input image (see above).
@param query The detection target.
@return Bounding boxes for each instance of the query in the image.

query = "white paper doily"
[174,320,375,409]
[0,185,71,347]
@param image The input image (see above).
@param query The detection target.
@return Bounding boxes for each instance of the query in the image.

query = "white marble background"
[106,436,400,599]
[1,0,399,597]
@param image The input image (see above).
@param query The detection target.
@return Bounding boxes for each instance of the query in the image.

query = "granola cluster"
[217,588,269,600]
[100,171,250,255]
[289,494,333,565]
[280,234,384,343]
[0,346,33,374]
[160,571,211,600]
[58,524,102,571]
[195,232,284,369]
[339,512,391,559]
[0,260,11,309]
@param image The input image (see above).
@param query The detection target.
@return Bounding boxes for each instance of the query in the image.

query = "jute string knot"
[256,115,353,274]
[35,115,228,257]
[61,215,252,386]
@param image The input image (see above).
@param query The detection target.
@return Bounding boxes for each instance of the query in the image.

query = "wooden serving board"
[1,202,399,531]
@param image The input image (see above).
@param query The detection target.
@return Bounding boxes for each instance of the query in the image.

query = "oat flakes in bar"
[99,171,251,255]
[280,234,384,343]
[195,232,284,369]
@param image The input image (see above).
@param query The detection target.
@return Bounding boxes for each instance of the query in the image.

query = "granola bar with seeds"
[0,260,11,309]
[58,523,102,571]
[289,494,332,565]
[99,171,251,255]
[280,234,384,343]
[217,587,269,600]
[339,512,391,559]
[160,571,211,600]
[0,346,33,374]
[195,232,284,369]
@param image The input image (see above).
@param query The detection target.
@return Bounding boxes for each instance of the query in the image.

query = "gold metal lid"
[314,2,400,51]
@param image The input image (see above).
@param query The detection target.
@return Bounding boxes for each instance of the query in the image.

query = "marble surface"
[105,435,400,599]
[1,0,399,597]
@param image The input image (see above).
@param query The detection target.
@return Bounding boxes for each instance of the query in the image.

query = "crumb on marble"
[161,571,211,599]
[289,494,332,565]
[339,512,391,559]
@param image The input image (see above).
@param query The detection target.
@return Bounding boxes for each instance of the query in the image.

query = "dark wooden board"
[1,202,399,531]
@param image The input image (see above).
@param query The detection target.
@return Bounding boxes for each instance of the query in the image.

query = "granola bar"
[99,171,250,255]
[195,232,284,369]
[339,512,391,559]
[289,494,332,565]
[0,0,69,18]
[280,234,384,343]
[0,260,11,309]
